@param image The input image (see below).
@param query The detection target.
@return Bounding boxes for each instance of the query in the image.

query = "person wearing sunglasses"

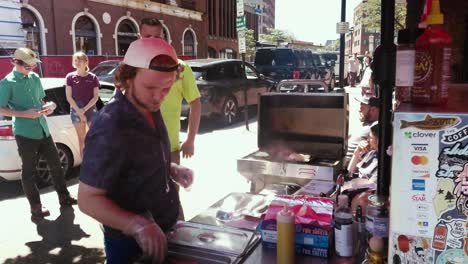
[0,48,77,218]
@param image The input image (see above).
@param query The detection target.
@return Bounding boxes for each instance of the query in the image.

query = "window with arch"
[117,19,138,55]
[21,8,42,54]
[183,30,195,57]
[75,16,97,55]
[208,47,217,58]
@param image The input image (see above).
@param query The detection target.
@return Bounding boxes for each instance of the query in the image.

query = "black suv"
[254,48,334,88]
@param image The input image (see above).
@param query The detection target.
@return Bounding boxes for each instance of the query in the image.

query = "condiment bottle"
[395,28,423,103]
[354,205,367,261]
[276,202,295,264]
[334,194,353,257]
[412,0,452,105]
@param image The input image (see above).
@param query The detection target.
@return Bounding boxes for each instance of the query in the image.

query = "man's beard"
[130,89,159,112]
[359,112,370,123]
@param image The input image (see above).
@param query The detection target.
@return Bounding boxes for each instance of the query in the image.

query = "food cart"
[163,0,468,263]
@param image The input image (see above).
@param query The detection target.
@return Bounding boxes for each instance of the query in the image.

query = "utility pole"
[338,0,347,91]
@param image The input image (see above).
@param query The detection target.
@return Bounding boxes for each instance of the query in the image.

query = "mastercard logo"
[411,155,429,165]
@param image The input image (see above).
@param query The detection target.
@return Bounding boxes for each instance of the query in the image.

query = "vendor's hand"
[123,214,167,263]
[171,164,194,189]
[180,140,195,158]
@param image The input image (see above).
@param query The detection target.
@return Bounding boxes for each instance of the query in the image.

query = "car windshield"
[91,64,118,76]
[272,49,294,66]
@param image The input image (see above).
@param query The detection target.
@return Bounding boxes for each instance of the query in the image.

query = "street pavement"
[0,86,363,264]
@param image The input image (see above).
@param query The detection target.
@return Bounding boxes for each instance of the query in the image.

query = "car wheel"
[35,144,73,187]
[220,96,238,126]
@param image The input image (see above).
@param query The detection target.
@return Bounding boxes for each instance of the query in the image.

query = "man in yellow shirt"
[139,18,201,165]
[139,18,201,220]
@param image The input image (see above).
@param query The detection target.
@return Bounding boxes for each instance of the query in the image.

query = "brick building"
[206,0,238,58]
[19,0,207,58]
[345,2,381,56]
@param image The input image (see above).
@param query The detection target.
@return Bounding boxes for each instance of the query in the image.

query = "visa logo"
[412,179,426,191]
[411,143,428,152]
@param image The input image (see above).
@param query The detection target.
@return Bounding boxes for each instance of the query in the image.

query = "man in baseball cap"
[14,47,41,65]
[344,95,380,167]
[0,47,77,218]
[78,38,194,263]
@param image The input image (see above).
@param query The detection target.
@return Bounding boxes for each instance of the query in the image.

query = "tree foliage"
[259,28,294,45]
[360,0,407,32]
[244,29,256,59]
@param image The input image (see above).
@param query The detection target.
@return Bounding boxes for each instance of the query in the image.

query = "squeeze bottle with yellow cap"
[412,0,452,105]
[276,202,295,264]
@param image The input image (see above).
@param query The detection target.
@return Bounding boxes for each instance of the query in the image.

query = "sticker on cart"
[442,125,468,144]
[390,233,433,264]
[436,143,468,179]
[400,115,460,130]
[434,249,467,264]
[433,179,456,217]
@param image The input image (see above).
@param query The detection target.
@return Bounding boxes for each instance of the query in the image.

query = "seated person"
[343,122,379,193]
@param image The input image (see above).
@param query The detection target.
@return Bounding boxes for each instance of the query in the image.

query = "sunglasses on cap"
[14,60,36,70]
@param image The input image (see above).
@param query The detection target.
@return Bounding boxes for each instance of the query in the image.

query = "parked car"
[0,78,115,186]
[255,48,334,88]
[183,59,277,126]
[90,60,120,83]
[320,51,349,86]
[255,48,318,81]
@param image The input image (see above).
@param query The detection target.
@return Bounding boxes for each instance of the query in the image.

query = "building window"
[21,8,42,54]
[208,47,217,58]
[183,30,195,57]
[116,19,138,55]
[219,48,234,59]
[74,16,97,55]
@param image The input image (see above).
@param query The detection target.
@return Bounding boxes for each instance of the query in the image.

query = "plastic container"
[412,0,452,105]
[334,194,353,257]
[276,203,295,264]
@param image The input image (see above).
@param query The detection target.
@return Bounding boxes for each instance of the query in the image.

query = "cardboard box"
[259,195,334,257]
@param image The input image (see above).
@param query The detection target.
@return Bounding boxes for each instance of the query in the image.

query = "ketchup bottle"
[412,0,452,105]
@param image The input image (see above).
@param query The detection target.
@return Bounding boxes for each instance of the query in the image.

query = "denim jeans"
[15,135,69,206]
[104,233,142,264]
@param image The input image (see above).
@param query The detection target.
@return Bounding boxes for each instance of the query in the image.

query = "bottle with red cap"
[412,0,452,105]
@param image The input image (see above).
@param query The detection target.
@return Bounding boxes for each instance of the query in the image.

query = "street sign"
[336,22,349,34]
[236,0,244,17]
[236,16,246,31]
[238,31,246,54]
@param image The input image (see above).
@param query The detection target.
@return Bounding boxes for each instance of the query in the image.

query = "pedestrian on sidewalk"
[78,38,194,264]
[139,17,201,220]
[0,48,77,218]
[348,53,360,87]
[65,51,100,158]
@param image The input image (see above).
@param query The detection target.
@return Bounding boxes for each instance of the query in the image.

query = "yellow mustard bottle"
[277,203,295,264]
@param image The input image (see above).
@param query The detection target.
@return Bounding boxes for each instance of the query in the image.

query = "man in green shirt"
[0,48,77,218]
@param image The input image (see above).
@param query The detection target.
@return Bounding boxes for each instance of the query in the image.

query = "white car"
[0,78,115,186]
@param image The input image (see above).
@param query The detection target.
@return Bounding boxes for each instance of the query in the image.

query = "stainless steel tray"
[168,222,256,257]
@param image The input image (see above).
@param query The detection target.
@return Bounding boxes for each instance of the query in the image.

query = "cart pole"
[338,0,346,89]
[242,53,249,131]
[373,0,396,198]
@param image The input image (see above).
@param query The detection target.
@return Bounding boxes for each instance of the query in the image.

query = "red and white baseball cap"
[123,38,178,72]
